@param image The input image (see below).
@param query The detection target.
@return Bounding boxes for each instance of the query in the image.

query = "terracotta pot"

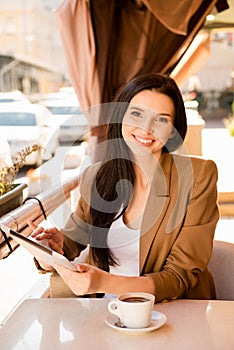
[0,183,27,217]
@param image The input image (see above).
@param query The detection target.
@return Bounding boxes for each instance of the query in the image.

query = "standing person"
[29,73,219,302]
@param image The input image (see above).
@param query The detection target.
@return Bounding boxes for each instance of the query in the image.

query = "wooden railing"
[1,171,233,260]
[0,176,79,259]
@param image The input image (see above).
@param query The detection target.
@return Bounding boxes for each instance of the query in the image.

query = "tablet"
[0,224,76,271]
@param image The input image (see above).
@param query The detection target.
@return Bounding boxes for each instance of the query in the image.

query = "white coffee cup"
[108,292,155,328]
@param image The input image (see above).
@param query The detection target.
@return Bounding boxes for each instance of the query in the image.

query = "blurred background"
[0,1,233,118]
[0,0,66,95]
[0,1,233,115]
[0,0,233,200]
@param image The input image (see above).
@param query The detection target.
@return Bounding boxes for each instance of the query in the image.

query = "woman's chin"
[126,140,163,159]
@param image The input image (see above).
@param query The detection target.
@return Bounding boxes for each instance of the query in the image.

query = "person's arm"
[146,159,219,301]
[29,164,96,275]
[53,263,156,296]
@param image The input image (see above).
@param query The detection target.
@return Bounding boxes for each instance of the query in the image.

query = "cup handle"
[108,301,120,318]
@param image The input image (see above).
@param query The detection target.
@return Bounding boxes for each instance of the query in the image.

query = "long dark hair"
[90,73,187,271]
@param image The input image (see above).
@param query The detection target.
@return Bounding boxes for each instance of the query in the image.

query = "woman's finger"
[27,220,38,230]
[44,227,59,234]
[30,227,45,237]
[27,220,45,238]
[49,240,64,255]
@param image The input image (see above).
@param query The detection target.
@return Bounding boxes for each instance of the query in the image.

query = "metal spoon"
[115,318,126,328]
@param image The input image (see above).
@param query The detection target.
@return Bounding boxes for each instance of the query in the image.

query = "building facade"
[0,0,67,94]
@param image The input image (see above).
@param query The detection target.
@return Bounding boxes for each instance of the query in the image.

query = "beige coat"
[51,153,219,301]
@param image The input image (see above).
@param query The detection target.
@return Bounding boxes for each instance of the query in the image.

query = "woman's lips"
[133,135,155,146]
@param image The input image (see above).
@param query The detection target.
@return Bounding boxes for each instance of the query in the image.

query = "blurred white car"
[0,103,59,166]
[0,91,30,104]
[0,135,13,169]
[38,95,89,143]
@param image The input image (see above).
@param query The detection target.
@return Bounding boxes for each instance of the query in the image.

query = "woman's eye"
[156,117,169,124]
[131,111,143,118]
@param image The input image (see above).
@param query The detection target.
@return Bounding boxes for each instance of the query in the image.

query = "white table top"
[0,298,233,350]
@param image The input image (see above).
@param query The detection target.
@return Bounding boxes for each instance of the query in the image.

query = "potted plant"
[0,144,42,217]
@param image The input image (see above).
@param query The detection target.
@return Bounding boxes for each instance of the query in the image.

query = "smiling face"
[122,90,175,159]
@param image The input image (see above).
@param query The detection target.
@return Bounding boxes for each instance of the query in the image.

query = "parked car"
[0,134,13,169]
[0,103,60,166]
[38,94,89,143]
[0,91,30,104]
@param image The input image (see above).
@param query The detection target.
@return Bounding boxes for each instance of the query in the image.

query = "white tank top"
[73,215,140,277]
[107,215,140,276]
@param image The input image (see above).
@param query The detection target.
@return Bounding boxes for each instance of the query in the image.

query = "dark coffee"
[122,297,150,303]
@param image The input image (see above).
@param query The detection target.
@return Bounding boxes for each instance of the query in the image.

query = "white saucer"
[105,310,167,333]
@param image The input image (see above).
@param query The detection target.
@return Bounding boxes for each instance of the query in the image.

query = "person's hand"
[27,220,64,255]
[53,263,109,296]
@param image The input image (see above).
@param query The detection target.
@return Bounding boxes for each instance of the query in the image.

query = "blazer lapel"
[139,154,172,273]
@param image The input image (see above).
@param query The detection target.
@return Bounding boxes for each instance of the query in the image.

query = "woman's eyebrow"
[154,113,172,117]
[129,106,144,112]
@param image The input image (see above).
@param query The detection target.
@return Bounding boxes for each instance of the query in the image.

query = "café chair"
[208,240,234,301]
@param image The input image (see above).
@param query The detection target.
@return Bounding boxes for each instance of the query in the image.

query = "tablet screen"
[0,224,76,271]
[8,228,53,255]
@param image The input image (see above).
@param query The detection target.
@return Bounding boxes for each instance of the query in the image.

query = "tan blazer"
[51,153,219,301]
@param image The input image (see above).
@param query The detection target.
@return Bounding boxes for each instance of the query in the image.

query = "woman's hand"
[53,263,109,296]
[27,220,64,255]
[53,263,156,297]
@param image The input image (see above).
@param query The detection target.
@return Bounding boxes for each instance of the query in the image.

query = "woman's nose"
[139,117,154,133]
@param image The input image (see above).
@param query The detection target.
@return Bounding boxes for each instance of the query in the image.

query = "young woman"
[29,73,219,302]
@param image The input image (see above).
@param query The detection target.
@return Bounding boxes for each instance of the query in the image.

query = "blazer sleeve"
[61,167,94,261]
[146,159,219,301]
